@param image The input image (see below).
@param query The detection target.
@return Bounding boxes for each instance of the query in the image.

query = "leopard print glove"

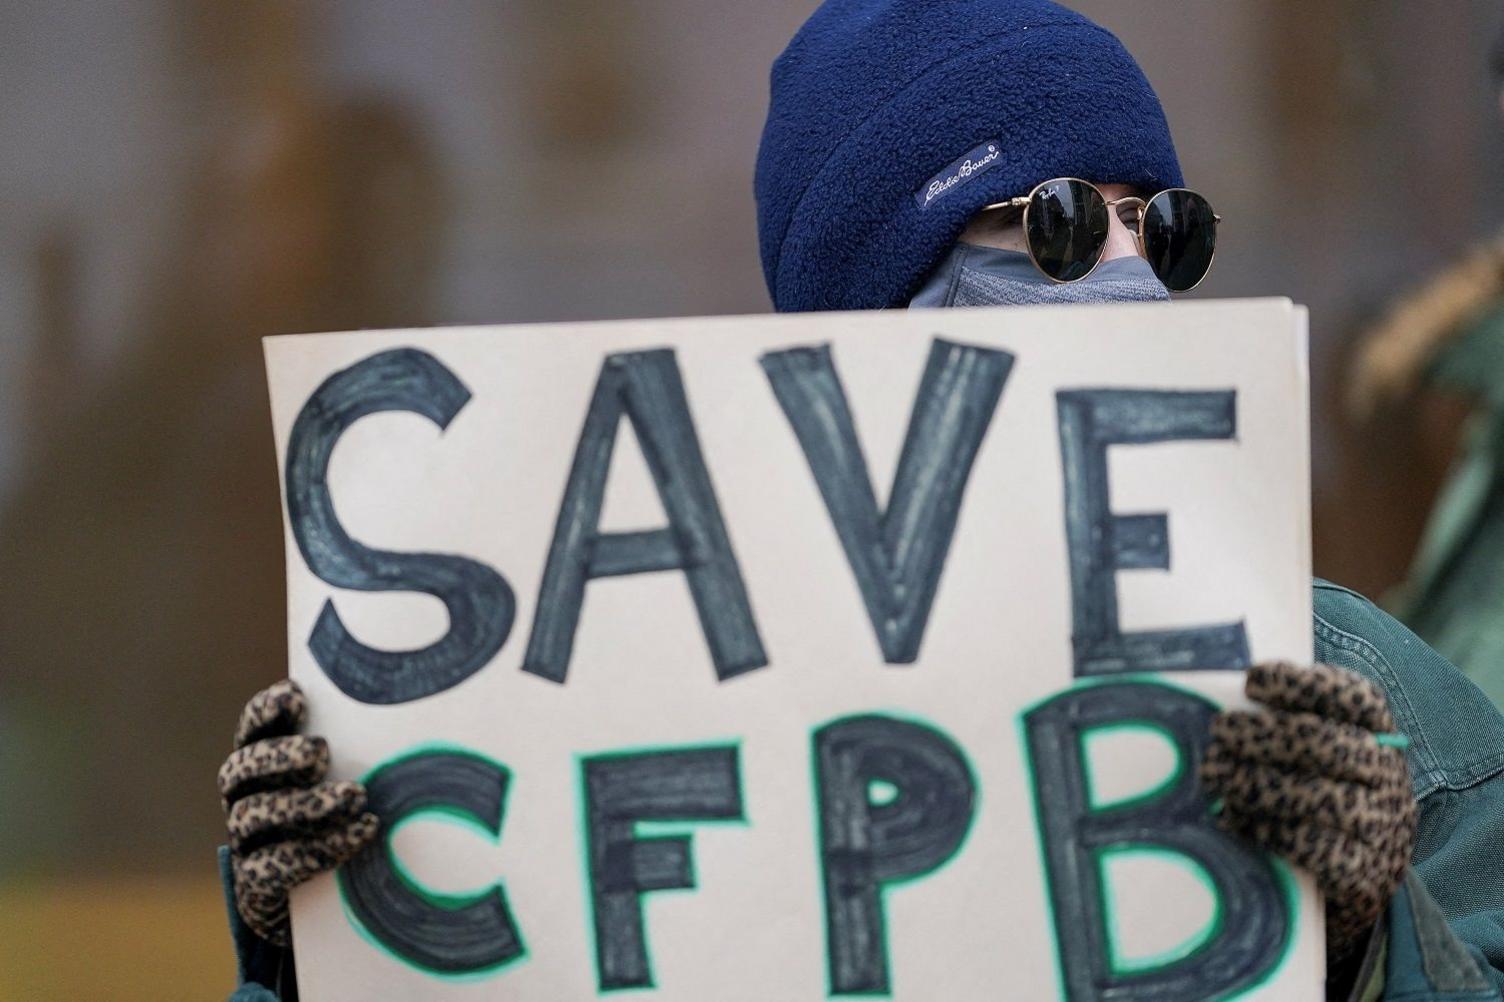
[217,680,379,946]
[1200,662,1418,959]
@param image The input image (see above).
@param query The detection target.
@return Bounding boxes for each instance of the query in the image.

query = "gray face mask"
[908,243,1170,308]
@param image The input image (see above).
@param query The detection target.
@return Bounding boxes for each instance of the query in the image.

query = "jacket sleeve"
[1396,773,1504,996]
[1375,871,1499,999]
[220,845,296,1001]
[1313,581,1504,998]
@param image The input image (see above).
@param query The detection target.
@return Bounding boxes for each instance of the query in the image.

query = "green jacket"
[1314,580,1504,999]
[226,581,1504,1000]
[1395,300,1504,711]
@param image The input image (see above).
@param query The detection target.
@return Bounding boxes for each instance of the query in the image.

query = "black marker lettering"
[1056,389,1249,675]
[285,348,515,704]
[814,714,976,994]
[340,748,524,975]
[762,339,1012,663]
[1024,681,1287,1000]
[582,745,744,990]
[525,350,766,683]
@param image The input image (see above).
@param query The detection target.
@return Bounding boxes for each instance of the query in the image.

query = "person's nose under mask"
[909,242,1171,308]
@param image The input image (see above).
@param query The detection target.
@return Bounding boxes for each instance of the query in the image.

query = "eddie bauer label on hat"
[915,140,1002,209]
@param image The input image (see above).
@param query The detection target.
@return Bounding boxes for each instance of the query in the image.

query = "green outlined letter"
[814,713,976,995]
[339,745,525,978]
[581,744,744,991]
[1023,680,1289,1000]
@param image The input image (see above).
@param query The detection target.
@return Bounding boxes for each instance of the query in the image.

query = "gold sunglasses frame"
[980,178,1222,292]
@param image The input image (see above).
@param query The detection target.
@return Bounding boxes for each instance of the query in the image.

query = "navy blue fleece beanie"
[755,0,1183,312]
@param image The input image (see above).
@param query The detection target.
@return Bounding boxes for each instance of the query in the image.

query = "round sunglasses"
[980,178,1220,293]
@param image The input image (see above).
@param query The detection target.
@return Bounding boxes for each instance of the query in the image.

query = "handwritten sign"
[266,299,1320,1000]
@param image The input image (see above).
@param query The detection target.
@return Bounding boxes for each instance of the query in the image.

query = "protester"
[1348,22,1504,711]
[219,2,1504,999]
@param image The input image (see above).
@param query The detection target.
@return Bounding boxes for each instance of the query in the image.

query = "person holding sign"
[753,1,1504,998]
[217,2,1504,1000]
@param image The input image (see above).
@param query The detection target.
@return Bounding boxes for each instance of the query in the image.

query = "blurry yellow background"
[1,1,1502,997]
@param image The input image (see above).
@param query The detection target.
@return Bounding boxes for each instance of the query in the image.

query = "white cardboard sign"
[265,299,1320,1001]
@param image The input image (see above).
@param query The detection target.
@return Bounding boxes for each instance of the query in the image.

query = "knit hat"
[754,0,1183,312]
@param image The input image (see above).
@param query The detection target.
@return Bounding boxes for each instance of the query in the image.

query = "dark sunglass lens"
[1142,189,1217,292]
[1025,180,1109,282]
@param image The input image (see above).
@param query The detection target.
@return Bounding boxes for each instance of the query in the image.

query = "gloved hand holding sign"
[1201,662,1419,960]
[217,680,380,946]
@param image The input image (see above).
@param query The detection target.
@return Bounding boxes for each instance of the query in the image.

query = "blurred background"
[3,1,1504,996]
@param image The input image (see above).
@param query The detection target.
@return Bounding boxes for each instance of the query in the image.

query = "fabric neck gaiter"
[908,242,1171,308]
